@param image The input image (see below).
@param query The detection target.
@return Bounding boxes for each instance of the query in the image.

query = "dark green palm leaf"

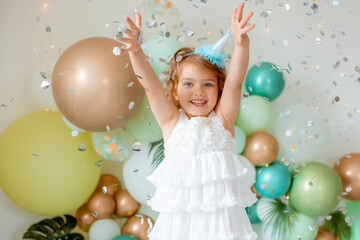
[261,198,295,239]
[323,210,351,239]
[148,139,165,170]
[23,215,84,240]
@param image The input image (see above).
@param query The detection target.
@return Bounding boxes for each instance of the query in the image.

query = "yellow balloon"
[0,111,101,216]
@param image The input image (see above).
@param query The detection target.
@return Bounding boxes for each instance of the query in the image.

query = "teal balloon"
[245,62,285,101]
[125,96,162,143]
[112,235,137,240]
[245,201,261,224]
[234,125,246,154]
[143,35,182,77]
[255,161,291,198]
[342,200,360,240]
[236,95,276,136]
[290,162,342,217]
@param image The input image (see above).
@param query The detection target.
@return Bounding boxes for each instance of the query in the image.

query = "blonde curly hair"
[166,47,227,109]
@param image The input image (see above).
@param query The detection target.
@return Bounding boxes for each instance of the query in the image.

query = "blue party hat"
[192,29,232,68]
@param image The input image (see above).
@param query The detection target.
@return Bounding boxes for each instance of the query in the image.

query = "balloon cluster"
[75,174,154,240]
[235,62,360,240]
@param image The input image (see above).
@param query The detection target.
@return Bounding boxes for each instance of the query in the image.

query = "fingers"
[135,12,142,29]
[243,23,255,34]
[235,2,244,21]
[125,16,138,31]
[240,11,254,28]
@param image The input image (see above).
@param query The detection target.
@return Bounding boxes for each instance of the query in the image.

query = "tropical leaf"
[323,210,351,239]
[257,197,295,239]
[23,215,84,240]
[148,139,165,171]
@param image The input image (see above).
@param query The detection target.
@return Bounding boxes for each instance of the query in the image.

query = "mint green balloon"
[245,62,285,101]
[234,125,246,154]
[290,162,343,217]
[343,200,360,240]
[285,213,318,240]
[125,96,162,143]
[143,35,182,77]
[236,95,276,136]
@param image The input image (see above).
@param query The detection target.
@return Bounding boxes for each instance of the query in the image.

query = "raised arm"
[117,12,178,128]
[216,3,255,126]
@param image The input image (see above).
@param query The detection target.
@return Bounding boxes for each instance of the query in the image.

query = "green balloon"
[143,35,182,77]
[285,213,318,240]
[342,200,360,240]
[236,95,276,136]
[290,162,343,217]
[245,62,285,101]
[234,125,246,154]
[125,96,162,143]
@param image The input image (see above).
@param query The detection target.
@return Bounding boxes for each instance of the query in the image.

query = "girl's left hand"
[231,2,255,46]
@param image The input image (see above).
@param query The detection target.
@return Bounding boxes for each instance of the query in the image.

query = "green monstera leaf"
[23,215,84,240]
[149,139,165,171]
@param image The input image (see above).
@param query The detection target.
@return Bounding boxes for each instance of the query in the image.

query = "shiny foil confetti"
[41,80,50,89]
[129,101,134,110]
[71,130,79,137]
[102,186,108,194]
[127,82,134,87]
[95,160,104,167]
[45,26,52,32]
[177,35,186,42]
[113,47,122,56]
[32,153,39,156]
[78,143,86,151]
[132,141,142,151]
[187,31,195,37]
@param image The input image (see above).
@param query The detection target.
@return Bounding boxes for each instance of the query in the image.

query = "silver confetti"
[113,47,122,56]
[45,26,52,32]
[128,102,134,110]
[176,55,183,62]
[41,80,50,89]
[102,186,108,194]
[127,82,134,87]
[71,130,79,137]
[346,187,352,192]
[187,31,195,37]
[95,160,104,167]
[118,23,127,32]
[132,141,142,151]
[78,143,86,151]
[177,35,186,42]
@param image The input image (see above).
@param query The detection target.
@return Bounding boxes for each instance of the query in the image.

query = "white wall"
[1,0,359,239]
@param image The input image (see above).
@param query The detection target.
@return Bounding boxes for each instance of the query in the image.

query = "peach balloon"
[333,153,360,201]
[52,37,145,132]
[121,214,154,240]
[243,132,279,166]
[114,189,141,218]
[75,204,96,231]
[315,227,336,240]
[87,192,115,219]
[95,173,122,196]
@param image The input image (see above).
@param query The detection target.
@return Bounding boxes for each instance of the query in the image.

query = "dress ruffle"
[147,151,254,187]
[147,177,258,213]
[147,205,258,240]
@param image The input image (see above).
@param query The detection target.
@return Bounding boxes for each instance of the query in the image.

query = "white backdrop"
[1,0,359,239]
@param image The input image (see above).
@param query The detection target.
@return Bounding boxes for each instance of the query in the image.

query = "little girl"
[117,2,257,239]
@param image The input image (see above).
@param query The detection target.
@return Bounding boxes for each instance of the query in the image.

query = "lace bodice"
[164,109,237,157]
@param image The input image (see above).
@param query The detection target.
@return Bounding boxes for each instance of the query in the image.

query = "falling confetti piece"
[78,144,86,151]
[95,160,104,167]
[187,31,195,37]
[41,80,50,89]
[127,82,134,87]
[136,75,143,79]
[260,184,268,189]
[129,101,134,110]
[113,47,122,56]
[45,26,52,32]
[32,153,39,156]
[102,186,108,194]
[71,130,79,137]
[132,141,141,151]
[291,145,297,150]
[177,35,186,42]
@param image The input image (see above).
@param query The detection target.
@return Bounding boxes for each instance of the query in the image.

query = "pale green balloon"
[236,95,276,136]
[290,162,342,217]
[284,213,318,240]
[272,104,332,164]
[89,219,120,240]
[143,35,182,77]
[234,125,246,154]
[343,200,360,240]
[125,96,163,143]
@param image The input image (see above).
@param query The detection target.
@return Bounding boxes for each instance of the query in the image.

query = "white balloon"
[89,219,120,240]
[30,59,58,110]
[123,142,157,205]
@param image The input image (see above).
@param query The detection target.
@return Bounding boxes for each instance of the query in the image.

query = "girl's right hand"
[115,12,143,55]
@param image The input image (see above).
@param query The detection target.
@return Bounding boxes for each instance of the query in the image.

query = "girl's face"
[175,63,219,119]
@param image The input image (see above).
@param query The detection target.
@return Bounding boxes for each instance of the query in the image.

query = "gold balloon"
[333,153,360,200]
[52,37,145,132]
[243,132,279,166]
[95,173,122,196]
[114,189,141,218]
[315,227,336,240]
[75,204,96,232]
[121,214,154,240]
[87,192,115,219]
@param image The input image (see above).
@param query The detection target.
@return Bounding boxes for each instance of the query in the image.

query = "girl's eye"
[204,83,212,87]
[184,82,192,86]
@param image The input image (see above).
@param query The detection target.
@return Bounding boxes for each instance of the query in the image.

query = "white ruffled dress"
[147,109,258,240]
